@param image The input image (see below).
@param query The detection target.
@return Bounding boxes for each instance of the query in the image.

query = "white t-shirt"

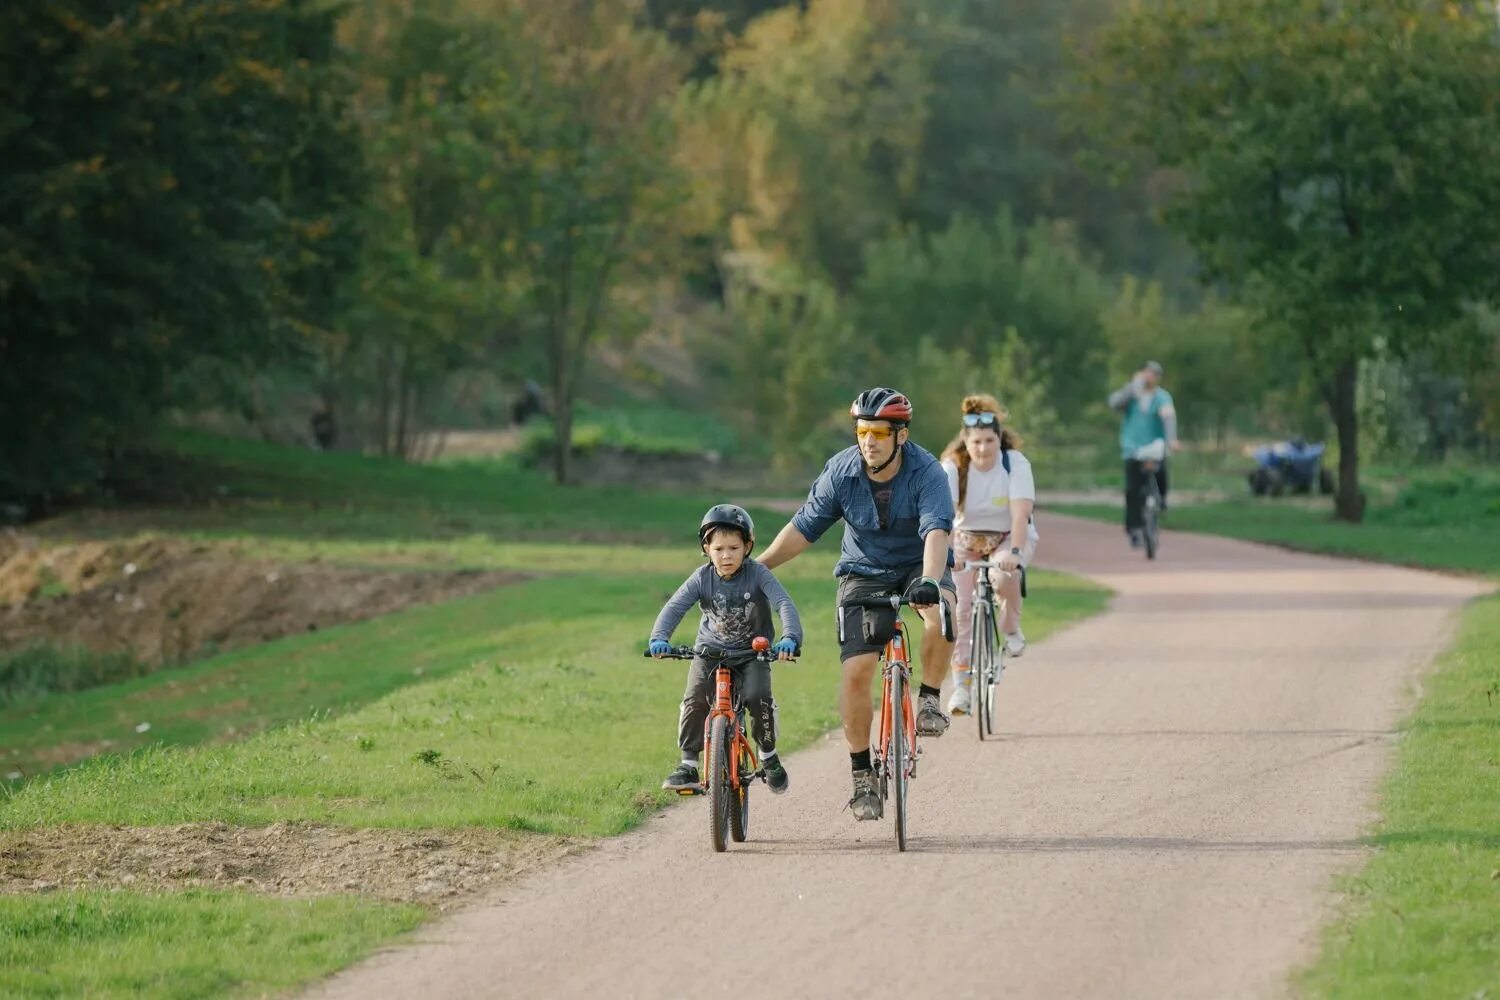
[942,451,1036,534]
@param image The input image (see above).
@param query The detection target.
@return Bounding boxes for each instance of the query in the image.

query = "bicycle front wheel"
[707,715,730,853]
[975,602,993,740]
[1144,495,1159,561]
[890,668,909,852]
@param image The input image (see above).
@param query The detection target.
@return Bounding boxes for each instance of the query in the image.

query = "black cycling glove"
[903,575,941,606]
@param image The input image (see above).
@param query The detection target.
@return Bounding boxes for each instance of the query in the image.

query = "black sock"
[850,749,872,772]
[919,683,942,700]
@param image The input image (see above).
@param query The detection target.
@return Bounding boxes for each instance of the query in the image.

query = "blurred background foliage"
[3,0,1497,515]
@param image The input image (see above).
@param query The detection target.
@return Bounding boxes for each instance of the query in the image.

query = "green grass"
[513,400,746,463]
[0,566,1108,834]
[0,890,422,1000]
[87,428,764,546]
[1,430,1110,999]
[1300,593,1500,997]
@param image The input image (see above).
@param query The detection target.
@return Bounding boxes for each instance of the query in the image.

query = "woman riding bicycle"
[939,394,1038,717]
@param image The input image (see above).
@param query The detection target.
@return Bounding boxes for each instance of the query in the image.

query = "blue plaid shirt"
[790,442,955,581]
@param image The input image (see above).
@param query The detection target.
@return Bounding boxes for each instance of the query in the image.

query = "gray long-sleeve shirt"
[650,559,802,651]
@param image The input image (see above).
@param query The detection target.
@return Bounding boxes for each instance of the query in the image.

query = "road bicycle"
[961,560,1026,740]
[840,594,953,852]
[645,638,787,853]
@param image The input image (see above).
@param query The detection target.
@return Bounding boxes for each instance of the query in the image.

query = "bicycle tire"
[707,715,730,853]
[974,601,991,741]
[981,604,1001,739]
[729,730,750,843]
[1144,500,1158,560]
[891,667,908,852]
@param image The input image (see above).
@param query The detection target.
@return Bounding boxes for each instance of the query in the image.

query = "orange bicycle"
[645,638,787,852]
[842,594,953,851]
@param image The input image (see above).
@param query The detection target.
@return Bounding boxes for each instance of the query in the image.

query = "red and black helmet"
[850,387,913,425]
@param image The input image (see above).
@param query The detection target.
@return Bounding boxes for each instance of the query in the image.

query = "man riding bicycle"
[1108,360,1180,548]
[758,387,956,822]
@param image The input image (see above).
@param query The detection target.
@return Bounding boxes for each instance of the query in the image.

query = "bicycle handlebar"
[960,561,1027,599]
[842,595,956,642]
[642,643,797,663]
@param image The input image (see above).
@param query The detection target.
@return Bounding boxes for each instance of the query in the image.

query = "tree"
[1082,0,1500,520]
[855,212,1112,421]
[504,2,687,484]
[0,0,363,503]
[673,0,929,289]
[334,0,530,457]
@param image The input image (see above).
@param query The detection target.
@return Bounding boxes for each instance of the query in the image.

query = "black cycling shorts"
[834,565,956,662]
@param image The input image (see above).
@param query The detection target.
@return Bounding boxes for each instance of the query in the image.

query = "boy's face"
[704,529,748,578]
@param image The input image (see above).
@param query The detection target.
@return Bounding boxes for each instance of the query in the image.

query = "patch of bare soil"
[0,823,581,907]
[0,532,522,666]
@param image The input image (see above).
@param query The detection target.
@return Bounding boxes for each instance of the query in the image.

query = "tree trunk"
[552,364,572,485]
[1326,359,1365,523]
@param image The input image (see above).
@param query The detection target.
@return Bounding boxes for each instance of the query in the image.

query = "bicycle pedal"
[676,787,703,797]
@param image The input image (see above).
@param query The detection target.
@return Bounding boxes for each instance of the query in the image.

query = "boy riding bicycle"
[648,504,802,794]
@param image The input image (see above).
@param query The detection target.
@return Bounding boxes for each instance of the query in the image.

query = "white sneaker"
[947,677,973,716]
[1004,630,1027,658]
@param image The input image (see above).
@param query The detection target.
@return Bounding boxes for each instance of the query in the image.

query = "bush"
[0,645,147,707]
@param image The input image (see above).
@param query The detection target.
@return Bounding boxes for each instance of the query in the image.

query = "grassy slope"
[1,568,1105,834]
[1,431,1109,999]
[1057,466,1500,995]
[0,891,421,1000]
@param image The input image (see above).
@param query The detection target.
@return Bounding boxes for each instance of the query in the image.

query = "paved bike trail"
[306,514,1487,1000]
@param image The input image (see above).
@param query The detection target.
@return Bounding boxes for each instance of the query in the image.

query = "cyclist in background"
[939,394,1038,717]
[1108,361,1181,548]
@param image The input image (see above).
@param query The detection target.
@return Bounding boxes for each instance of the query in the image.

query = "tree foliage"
[0,0,363,500]
[1083,0,1500,518]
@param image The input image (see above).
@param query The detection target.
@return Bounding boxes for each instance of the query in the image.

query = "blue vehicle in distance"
[1247,438,1337,497]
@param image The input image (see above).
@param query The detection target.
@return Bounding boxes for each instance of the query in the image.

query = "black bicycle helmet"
[850,387,913,425]
[699,504,755,551]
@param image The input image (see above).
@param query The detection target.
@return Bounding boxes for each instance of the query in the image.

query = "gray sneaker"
[848,768,882,820]
[661,762,699,791]
[915,692,950,737]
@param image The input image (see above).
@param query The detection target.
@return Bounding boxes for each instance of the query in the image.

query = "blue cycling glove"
[648,639,671,657]
[772,637,799,658]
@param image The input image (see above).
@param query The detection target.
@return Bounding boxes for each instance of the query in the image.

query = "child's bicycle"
[960,560,1026,740]
[643,638,788,853]
[840,594,953,852]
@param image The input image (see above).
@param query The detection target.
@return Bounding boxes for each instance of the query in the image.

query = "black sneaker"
[661,762,699,792]
[1129,530,1144,549]
[763,756,789,794]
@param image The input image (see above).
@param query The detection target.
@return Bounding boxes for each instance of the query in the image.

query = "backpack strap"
[1001,448,1011,475]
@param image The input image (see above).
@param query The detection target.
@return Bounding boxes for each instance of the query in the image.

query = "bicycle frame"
[702,662,759,794]
[875,621,917,783]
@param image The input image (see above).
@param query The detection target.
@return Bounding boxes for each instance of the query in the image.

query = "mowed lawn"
[1059,466,1500,996]
[1,433,1111,999]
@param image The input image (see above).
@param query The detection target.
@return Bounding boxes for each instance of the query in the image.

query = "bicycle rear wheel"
[707,715,730,853]
[890,668,909,852]
[729,729,751,843]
